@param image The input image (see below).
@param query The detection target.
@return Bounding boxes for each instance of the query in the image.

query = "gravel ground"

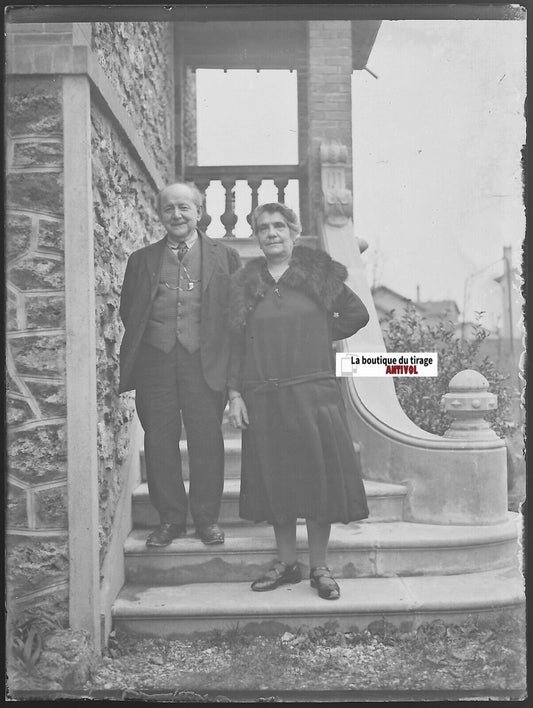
[79,613,526,698]
[7,611,525,699]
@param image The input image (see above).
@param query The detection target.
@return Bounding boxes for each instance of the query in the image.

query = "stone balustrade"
[185,164,301,237]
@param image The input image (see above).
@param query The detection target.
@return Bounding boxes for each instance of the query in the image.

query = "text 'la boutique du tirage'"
[335,352,438,377]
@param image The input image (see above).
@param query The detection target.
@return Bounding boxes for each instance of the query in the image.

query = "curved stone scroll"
[318,139,508,525]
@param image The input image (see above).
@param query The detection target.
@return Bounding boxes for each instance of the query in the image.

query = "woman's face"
[255,211,296,260]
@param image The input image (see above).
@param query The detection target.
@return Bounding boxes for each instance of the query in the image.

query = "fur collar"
[230,245,348,330]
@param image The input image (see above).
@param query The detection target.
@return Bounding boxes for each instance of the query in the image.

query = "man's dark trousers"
[134,340,225,528]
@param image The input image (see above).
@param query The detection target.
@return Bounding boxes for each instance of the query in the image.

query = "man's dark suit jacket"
[119,232,241,394]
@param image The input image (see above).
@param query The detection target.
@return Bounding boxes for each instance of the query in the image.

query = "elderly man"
[119,182,241,546]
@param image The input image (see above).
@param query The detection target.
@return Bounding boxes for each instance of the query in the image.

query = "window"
[195,70,299,237]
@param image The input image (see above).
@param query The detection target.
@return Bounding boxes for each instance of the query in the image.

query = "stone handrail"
[318,141,508,525]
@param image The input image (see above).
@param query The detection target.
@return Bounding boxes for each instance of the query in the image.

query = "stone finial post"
[441,369,498,440]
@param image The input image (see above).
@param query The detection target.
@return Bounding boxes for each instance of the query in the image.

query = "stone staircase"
[112,420,523,638]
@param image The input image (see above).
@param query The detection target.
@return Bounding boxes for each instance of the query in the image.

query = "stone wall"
[90,21,175,563]
[5,76,69,618]
[6,23,175,627]
[91,101,163,561]
[92,21,174,182]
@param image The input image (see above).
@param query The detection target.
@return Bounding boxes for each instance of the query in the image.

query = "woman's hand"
[228,391,249,429]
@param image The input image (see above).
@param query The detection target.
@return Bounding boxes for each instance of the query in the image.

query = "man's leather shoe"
[251,560,302,592]
[196,523,225,545]
[146,523,187,547]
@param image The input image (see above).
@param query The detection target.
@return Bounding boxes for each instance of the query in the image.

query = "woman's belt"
[243,371,334,394]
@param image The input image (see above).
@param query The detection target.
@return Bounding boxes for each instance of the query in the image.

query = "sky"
[195,19,526,331]
[352,20,526,330]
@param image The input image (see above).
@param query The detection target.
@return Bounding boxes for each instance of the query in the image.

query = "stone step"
[123,514,519,586]
[140,438,243,483]
[112,565,525,637]
[132,479,408,528]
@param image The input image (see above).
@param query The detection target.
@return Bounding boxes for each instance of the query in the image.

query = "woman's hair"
[251,202,302,237]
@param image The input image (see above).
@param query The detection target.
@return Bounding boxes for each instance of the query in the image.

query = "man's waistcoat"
[143,239,201,353]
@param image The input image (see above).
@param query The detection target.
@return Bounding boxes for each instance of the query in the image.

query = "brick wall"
[6,76,69,619]
[306,21,354,234]
[297,66,310,234]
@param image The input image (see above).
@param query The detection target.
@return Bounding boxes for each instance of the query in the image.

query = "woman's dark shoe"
[310,567,340,600]
[146,523,187,547]
[251,560,302,592]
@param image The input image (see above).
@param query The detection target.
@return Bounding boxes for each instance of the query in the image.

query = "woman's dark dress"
[231,261,369,525]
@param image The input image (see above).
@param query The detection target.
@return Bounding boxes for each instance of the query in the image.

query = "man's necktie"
[176,241,188,261]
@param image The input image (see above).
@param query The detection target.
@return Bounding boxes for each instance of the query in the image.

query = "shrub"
[383,305,515,439]
[7,605,65,672]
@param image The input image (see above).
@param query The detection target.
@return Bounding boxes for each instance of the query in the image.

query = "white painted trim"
[6,528,68,538]
[99,413,143,648]
[5,346,42,416]
[7,476,29,490]
[7,329,66,338]
[29,479,69,492]
[63,75,101,649]
[6,207,63,218]
[72,22,92,48]
[9,417,66,434]
[9,167,63,174]
[14,291,66,297]
[6,133,64,141]
[12,375,64,384]
[13,580,69,605]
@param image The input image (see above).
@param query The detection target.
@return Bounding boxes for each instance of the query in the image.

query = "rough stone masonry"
[6,21,174,628]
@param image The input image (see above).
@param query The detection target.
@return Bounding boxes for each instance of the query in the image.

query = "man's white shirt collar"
[184,231,199,249]
[167,230,199,250]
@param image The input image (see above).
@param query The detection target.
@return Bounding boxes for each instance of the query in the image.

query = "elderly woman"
[228,203,369,600]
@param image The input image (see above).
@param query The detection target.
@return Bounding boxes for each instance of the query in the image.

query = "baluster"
[275,177,289,204]
[220,179,238,238]
[246,179,262,237]
[193,180,212,234]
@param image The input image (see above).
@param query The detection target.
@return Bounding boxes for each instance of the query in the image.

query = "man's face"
[158,184,201,242]
[255,211,295,260]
